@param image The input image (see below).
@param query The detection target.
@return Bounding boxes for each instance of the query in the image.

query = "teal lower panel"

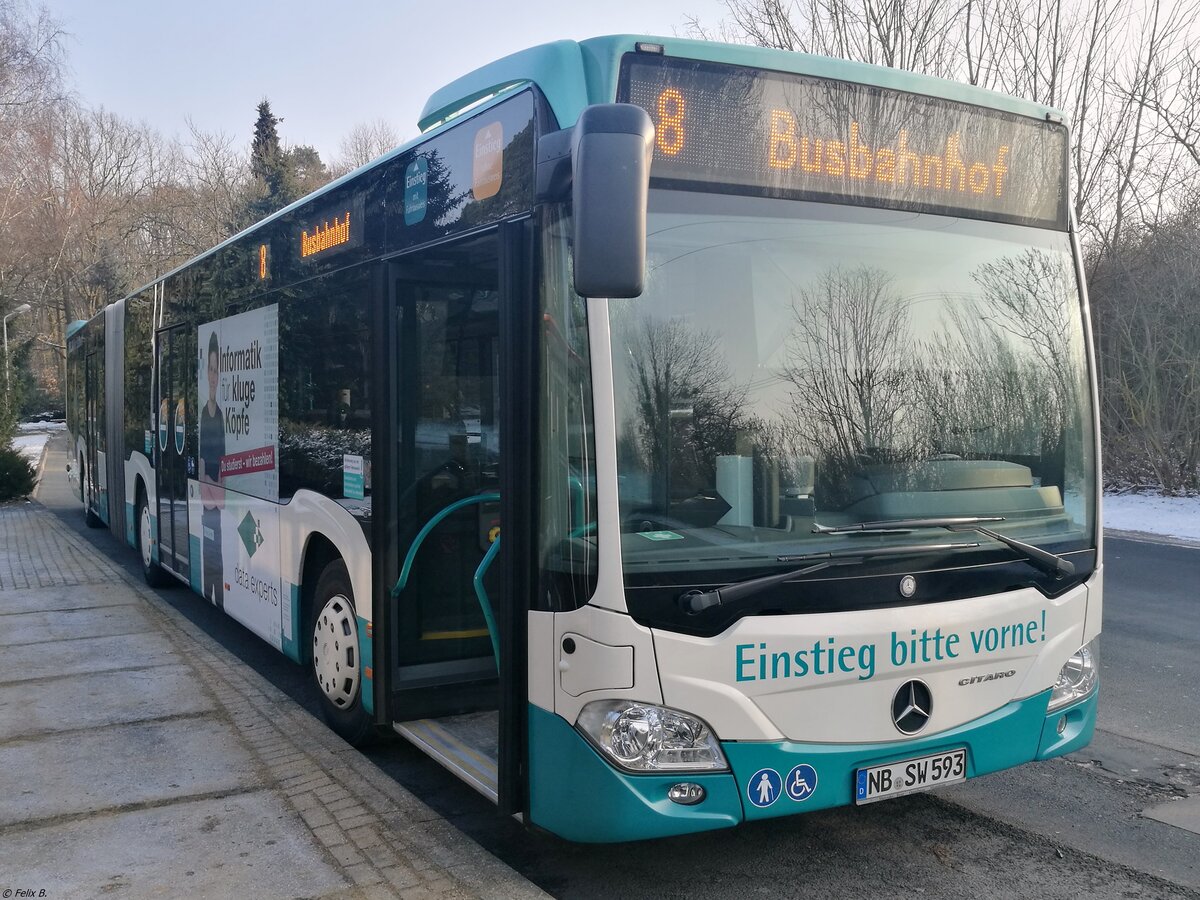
[281,584,302,664]
[98,490,109,525]
[188,535,201,592]
[1036,688,1098,759]
[357,616,374,716]
[724,687,1080,821]
[527,688,1097,841]
[125,502,136,548]
[528,704,741,843]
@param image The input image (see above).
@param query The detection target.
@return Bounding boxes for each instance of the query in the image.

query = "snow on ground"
[12,432,51,467]
[9,421,64,469]
[1104,492,1200,543]
[17,421,66,433]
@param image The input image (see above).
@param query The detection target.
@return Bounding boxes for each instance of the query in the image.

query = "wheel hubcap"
[312,594,359,708]
[140,505,153,569]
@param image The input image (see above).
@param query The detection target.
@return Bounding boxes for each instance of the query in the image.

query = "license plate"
[855,748,967,804]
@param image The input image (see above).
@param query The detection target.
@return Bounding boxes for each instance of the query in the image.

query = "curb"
[21,501,549,900]
[1104,528,1200,550]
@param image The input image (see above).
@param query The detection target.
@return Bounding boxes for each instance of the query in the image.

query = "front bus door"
[379,223,531,816]
[155,324,194,580]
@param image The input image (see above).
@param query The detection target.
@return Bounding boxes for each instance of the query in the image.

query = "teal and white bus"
[65,35,1101,842]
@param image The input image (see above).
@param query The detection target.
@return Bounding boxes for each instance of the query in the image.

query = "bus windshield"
[608,190,1095,589]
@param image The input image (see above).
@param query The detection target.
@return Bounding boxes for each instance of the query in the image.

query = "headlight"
[575,700,728,773]
[1048,639,1099,711]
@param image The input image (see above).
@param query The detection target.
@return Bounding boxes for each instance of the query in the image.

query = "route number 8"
[657,89,685,156]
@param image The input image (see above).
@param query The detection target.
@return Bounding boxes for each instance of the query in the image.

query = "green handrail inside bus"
[391,492,502,667]
[568,474,585,526]
[473,534,502,668]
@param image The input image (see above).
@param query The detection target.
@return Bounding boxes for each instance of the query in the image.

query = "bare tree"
[0,1,69,426]
[1090,199,1200,493]
[1148,45,1200,168]
[330,119,402,177]
[914,316,1056,463]
[779,265,914,469]
[0,0,65,112]
[175,119,250,249]
[695,0,963,74]
[616,313,751,506]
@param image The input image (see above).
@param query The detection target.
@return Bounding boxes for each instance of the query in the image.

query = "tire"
[137,491,173,588]
[309,560,373,745]
[84,499,104,529]
[82,454,104,528]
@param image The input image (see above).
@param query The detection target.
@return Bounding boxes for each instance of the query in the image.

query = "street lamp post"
[3,303,33,398]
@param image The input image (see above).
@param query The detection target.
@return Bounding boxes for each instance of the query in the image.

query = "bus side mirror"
[569,104,654,299]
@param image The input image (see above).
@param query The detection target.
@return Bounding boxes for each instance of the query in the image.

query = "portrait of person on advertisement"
[199,328,225,609]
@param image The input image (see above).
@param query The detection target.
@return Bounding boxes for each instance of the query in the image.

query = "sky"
[43,0,730,163]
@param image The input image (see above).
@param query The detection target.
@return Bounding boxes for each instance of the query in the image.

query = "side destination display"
[620,55,1069,229]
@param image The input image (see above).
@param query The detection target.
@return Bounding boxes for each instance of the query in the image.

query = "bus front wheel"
[309,560,372,745]
[137,493,172,588]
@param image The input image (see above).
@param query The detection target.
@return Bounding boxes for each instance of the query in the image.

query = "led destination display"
[621,56,1069,229]
[296,195,365,261]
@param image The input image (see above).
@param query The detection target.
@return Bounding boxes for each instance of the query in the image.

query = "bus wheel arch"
[83,454,103,529]
[302,539,373,745]
[299,533,340,665]
[135,478,172,588]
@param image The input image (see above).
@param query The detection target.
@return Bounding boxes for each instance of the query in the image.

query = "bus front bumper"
[528,687,1095,842]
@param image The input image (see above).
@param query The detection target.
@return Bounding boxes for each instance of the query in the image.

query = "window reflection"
[610,192,1094,565]
[278,268,372,500]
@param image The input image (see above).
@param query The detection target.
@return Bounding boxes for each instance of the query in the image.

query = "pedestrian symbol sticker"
[747,767,782,808]
[785,764,818,802]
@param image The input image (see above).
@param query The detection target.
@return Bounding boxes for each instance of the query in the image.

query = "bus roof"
[420,34,1068,132]
[117,35,1068,308]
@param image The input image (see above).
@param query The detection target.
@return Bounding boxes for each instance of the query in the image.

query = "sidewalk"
[0,500,548,900]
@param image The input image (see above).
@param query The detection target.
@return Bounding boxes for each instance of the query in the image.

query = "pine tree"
[238,99,332,227]
[286,145,328,197]
[250,100,286,200]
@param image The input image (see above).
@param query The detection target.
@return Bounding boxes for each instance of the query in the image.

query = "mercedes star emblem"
[892,680,933,734]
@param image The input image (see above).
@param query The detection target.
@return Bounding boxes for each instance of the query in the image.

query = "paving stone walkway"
[0,500,547,900]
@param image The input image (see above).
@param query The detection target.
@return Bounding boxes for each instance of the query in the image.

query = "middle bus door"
[83,349,102,513]
[380,224,531,815]
[155,324,194,579]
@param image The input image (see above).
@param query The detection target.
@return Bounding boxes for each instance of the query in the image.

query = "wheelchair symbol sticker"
[785,763,818,802]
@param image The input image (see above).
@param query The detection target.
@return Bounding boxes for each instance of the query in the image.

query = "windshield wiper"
[679,541,980,614]
[812,516,1074,579]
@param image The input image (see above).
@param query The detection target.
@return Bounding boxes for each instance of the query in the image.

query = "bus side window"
[278,268,373,500]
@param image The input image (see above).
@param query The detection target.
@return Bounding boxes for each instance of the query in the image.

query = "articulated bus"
[65,35,1101,842]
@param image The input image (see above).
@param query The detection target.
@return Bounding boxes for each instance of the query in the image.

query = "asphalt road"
[33,434,1200,898]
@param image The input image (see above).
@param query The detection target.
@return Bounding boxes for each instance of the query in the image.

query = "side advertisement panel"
[189,304,283,648]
